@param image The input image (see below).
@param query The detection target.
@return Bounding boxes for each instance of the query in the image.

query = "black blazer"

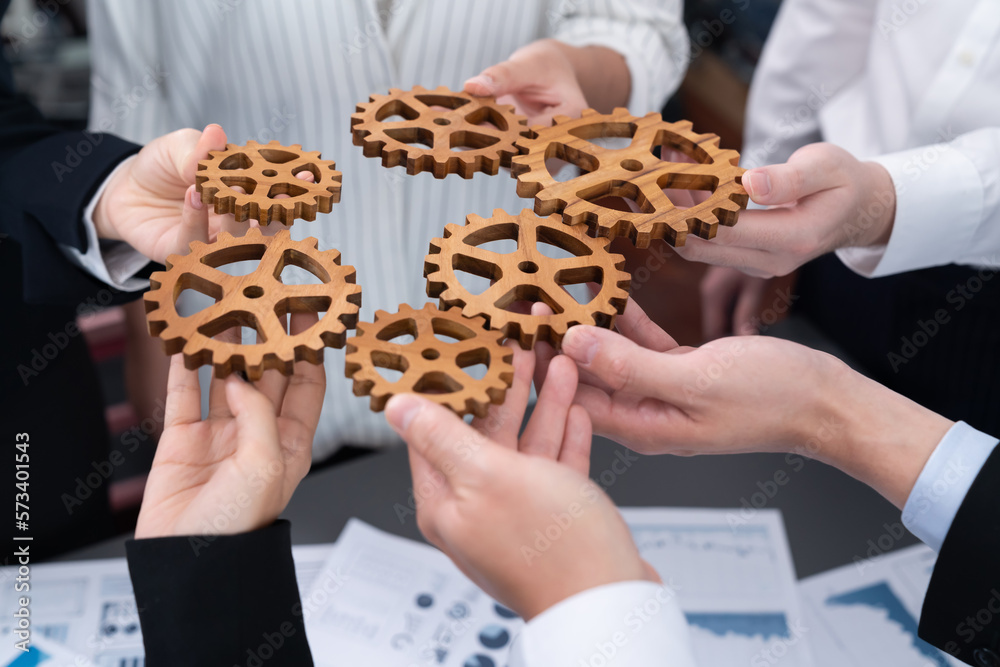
[126,521,315,666]
[1,0,143,306]
[920,446,1000,666]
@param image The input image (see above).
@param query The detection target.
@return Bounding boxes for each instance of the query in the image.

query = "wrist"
[92,160,131,243]
[812,360,952,508]
[856,161,896,248]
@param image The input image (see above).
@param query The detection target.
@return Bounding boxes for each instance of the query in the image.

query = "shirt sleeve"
[901,421,999,551]
[125,520,314,667]
[742,0,877,168]
[61,155,150,292]
[549,0,688,114]
[509,581,698,667]
[836,127,1000,277]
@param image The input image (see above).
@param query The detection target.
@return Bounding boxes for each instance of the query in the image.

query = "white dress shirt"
[743,0,1000,278]
[83,0,687,458]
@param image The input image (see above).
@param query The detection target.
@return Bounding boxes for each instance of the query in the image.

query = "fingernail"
[563,328,598,366]
[745,170,770,199]
[188,187,204,210]
[386,394,422,433]
[466,74,495,93]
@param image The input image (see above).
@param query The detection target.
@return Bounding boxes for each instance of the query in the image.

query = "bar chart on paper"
[622,508,813,667]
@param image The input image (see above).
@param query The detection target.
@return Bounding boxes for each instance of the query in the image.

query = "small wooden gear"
[511,108,749,248]
[345,303,514,417]
[145,228,362,380]
[196,140,342,226]
[351,85,531,178]
[424,209,631,348]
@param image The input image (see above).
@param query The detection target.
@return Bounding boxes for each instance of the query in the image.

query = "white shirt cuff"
[509,581,697,667]
[836,145,983,278]
[61,156,150,292]
[901,421,998,551]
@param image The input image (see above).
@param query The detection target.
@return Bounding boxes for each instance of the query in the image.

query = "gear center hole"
[433,118,451,126]
[620,159,644,172]
[421,348,441,360]
[243,286,264,299]
[518,260,539,274]
[262,169,278,177]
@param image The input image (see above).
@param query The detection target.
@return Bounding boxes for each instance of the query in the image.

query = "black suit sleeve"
[918,446,1000,665]
[125,521,314,667]
[1,0,144,305]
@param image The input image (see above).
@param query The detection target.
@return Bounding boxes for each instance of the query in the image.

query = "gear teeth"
[145,230,361,381]
[344,303,513,417]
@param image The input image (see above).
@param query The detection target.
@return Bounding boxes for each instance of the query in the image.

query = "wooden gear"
[196,140,342,226]
[424,209,631,348]
[145,229,362,380]
[345,303,514,417]
[511,108,749,248]
[351,86,531,178]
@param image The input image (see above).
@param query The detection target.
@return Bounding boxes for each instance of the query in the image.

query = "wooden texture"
[144,229,362,380]
[511,108,748,248]
[345,303,514,417]
[424,208,630,348]
[351,85,531,178]
[196,140,342,226]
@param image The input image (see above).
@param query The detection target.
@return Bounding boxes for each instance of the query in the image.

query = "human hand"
[384,344,654,620]
[93,124,309,264]
[465,39,623,127]
[700,267,771,339]
[134,313,325,538]
[558,301,952,507]
[674,143,897,278]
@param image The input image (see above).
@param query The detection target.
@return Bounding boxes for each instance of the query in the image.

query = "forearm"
[551,40,630,112]
[805,359,953,508]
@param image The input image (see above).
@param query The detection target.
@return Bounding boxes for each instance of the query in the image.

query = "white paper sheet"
[798,544,960,667]
[622,508,813,667]
[0,544,332,666]
[304,510,812,667]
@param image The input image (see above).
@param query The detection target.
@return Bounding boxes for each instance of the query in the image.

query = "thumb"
[385,394,488,482]
[183,123,228,184]
[742,145,844,206]
[464,61,525,98]
[225,374,281,464]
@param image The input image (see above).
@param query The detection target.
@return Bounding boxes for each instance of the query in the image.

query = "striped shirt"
[86,0,687,458]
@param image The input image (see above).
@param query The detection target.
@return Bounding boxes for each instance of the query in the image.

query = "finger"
[385,394,488,482]
[170,185,209,259]
[700,268,739,341]
[279,312,326,437]
[615,297,678,352]
[163,354,202,428]
[673,236,777,277]
[743,144,847,206]
[208,327,242,418]
[226,374,281,462]
[521,355,578,459]
[561,326,692,399]
[464,61,529,99]
[182,123,227,184]
[733,277,769,336]
[472,341,533,448]
[558,404,592,477]
[530,302,557,390]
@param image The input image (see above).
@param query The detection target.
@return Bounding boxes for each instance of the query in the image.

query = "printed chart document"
[0,544,332,667]
[622,508,812,667]
[304,510,812,667]
[799,544,959,667]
